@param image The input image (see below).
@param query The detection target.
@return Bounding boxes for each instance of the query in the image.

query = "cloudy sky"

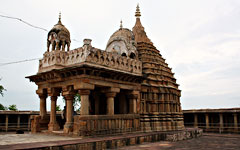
[0,0,240,111]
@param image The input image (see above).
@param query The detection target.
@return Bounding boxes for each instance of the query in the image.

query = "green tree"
[0,79,7,110]
[0,79,6,97]
[56,105,61,111]
[0,103,7,110]
[8,104,17,111]
[74,93,81,111]
[62,93,81,111]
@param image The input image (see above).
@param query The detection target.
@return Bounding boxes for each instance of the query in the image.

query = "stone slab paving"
[0,132,81,145]
[118,133,240,150]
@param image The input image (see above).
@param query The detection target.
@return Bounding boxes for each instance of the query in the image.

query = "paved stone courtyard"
[119,133,240,150]
[0,133,239,149]
[0,132,81,145]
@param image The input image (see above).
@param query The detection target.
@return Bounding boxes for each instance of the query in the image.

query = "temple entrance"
[114,89,129,114]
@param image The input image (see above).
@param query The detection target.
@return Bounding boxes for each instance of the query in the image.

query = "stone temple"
[27,5,185,136]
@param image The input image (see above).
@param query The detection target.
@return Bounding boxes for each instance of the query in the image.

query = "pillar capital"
[64,94,75,101]
[47,88,60,97]
[233,113,238,116]
[128,94,138,99]
[62,85,75,96]
[105,92,117,98]
[78,89,90,95]
[102,87,120,93]
[50,95,58,101]
[74,82,95,90]
[36,88,47,95]
[38,93,47,99]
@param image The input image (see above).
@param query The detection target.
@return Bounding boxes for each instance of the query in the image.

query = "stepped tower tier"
[47,13,71,52]
[132,4,184,131]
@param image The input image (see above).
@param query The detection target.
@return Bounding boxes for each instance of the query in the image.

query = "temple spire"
[135,4,141,18]
[58,12,62,24]
[132,4,152,44]
[120,20,123,29]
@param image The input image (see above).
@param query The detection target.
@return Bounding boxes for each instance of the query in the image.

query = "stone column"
[165,94,170,112]
[64,94,74,133]
[17,115,21,129]
[233,113,238,133]
[205,114,209,129]
[28,115,31,131]
[79,90,91,115]
[176,103,179,112]
[5,115,8,132]
[106,92,116,115]
[160,94,164,112]
[194,114,198,128]
[219,113,223,133]
[39,94,47,119]
[129,94,138,114]
[48,96,60,131]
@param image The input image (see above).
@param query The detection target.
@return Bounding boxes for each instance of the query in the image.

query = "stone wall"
[73,114,140,136]
[183,108,240,134]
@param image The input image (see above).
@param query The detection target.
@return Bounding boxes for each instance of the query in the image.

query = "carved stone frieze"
[39,45,142,75]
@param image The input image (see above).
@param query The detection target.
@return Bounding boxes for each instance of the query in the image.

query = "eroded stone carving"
[39,40,142,75]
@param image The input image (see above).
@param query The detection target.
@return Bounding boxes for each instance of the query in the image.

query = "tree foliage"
[62,93,81,111]
[74,93,81,111]
[8,104,17,111]
[56,105,61,111]
[0,103,7,110]
[0,79,6,97]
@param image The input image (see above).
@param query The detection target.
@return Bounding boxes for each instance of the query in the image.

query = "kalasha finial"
[58,12,62,24]
[120,20,123,29]
[135,4,141,18]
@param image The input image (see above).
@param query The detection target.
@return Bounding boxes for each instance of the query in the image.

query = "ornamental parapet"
[38,43,142,75]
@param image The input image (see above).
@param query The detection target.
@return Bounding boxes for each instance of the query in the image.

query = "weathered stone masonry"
[26,5,184,136]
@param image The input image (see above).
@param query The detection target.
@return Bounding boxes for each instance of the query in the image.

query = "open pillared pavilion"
[27,5,185,136]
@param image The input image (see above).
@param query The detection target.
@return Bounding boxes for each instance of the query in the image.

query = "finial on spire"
[120,20,123,29]
[58,12,62,24]
[135,4,141,18]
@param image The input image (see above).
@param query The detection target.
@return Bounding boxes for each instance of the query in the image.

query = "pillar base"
[64,122,73,133]
[48,122,60,131]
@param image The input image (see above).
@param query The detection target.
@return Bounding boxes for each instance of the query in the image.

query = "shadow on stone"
[16,129,24,134]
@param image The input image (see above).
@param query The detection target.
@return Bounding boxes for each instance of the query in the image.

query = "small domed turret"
[47,13,71,52]
[106,20,138,59]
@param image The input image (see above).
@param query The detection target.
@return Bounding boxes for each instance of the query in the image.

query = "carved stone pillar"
[63,94,75,133]
[233,113,238,133]
[106,92,116,115]
[79,90,91,115]
[39,94,47,119]
[128,94,138,114]
[5,115,8,132]
[160,93,164,112]
[205,114,209,129]
[17,115,21,129]
[48,96,60,131]
[194,114,198,128]
[219,113,223,133]
[165,94,170,112]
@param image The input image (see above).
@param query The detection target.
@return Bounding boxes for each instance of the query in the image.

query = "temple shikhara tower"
[27,5,184,136]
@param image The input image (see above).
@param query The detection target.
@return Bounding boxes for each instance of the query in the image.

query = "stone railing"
[73,114,140,136]
[38,46,142,75]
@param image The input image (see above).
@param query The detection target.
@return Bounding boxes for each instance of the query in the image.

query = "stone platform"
[118,133,240,150]
[0,128,202,150]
